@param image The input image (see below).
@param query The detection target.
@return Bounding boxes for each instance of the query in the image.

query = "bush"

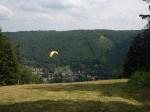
[128,71,150,90]
[19,67,42,84]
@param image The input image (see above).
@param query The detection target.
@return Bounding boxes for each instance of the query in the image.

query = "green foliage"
[4,30,139,79]
[123,34,144,77]
[0,32,39,85]
[0,32,19,85]
[141,1,150,71]
[19,67,42,84]
[50,66,73,83]
[123,0,150,77]
[143,29,150,70]
[54,66,72,76]
[98,35,114,62]
[112,66,123,78]
[128,71,150,90]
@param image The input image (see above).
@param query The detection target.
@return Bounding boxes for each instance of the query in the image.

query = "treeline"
[0,31,42,85]
[123,0,150,90]
[4,30,139,78]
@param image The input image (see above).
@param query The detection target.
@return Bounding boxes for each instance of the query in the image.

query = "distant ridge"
[4,29,140,78]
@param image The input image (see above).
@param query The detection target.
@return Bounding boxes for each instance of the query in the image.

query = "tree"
[0,32,19,85]
[123,0,150,77]
[19,67,41,84]
[140,0,150,21]
[123,34,144,77]
[140,0,150,70]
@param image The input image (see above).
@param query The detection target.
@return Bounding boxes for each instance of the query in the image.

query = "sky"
[0,0,149,32]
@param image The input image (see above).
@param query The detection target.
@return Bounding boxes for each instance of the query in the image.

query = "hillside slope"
[0,79,149,112]
[4,30,139,78]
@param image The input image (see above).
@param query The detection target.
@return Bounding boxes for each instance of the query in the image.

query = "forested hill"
[4,30,139,77]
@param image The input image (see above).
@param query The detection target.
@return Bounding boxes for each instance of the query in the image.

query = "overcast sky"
[0,0,149,31]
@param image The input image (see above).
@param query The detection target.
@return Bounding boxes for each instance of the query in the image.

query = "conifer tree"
[0,32,19,85]
[123,0,150,77]
[140,0,150,70]
[123,34,144,77]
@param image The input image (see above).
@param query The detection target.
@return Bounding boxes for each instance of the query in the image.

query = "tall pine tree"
[0,31,19,85]
[123,0,150,77]
[123,34,144,77]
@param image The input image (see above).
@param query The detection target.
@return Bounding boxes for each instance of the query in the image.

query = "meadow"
[0,79,149,112]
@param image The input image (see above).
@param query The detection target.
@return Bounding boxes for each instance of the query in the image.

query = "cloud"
[9,0,82,12]
[0,4,13,20]
[0,0,149,31]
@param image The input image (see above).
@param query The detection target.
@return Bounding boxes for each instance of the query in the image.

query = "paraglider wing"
[49,51,59,58]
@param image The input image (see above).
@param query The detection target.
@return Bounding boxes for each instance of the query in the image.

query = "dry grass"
[0,79,149,112]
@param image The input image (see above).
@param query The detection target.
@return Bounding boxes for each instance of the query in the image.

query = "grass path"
[0,79,149,112]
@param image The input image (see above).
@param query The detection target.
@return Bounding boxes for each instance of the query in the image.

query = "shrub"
[19,67,42,84]
[128,71,150,90]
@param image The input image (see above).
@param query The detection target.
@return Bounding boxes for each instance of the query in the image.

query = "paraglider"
[49,51,59,58]
[49,50,59,71]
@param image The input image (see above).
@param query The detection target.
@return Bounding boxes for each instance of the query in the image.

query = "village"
[30,67,97,83]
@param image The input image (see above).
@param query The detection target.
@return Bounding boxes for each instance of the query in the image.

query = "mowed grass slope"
[0,79,149,112]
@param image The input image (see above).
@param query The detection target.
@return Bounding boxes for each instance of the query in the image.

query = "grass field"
[0,79,149,112]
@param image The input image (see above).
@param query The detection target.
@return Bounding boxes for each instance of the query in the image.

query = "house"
[31,67,44,75]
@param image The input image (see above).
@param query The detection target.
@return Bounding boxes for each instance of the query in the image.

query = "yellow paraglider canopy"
[49,51,59,58]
